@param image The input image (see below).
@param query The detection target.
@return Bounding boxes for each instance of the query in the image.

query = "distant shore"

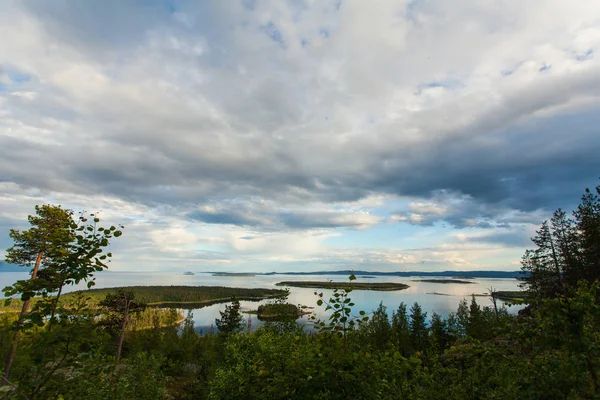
[276,281,410,291]
[412,279,475,284]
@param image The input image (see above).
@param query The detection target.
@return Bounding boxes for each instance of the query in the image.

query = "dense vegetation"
[63,286,285,306]
[276,281,410,291]
[256,303,303,320]
[0,182,599,399]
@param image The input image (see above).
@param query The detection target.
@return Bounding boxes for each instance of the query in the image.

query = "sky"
[0,0,599,273]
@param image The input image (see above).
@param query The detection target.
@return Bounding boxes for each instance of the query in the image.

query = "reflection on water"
[0,271,524,333]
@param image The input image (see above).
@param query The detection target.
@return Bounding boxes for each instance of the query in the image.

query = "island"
[244,303,311,321]
[275,281,409,291]
[359,276,377,279]
[494,290,531,302]
[183,271,195,275]
[62,286,286,308]
[412,279,475,284]
[212,273,256,277]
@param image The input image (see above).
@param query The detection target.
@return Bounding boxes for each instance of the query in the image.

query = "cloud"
[187,201,382,230]
[0,0,598,270]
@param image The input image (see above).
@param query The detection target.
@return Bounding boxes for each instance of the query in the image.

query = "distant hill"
[0,261,24,272]
[211,270,525,279]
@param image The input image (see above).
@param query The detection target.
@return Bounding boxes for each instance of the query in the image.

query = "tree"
[409,302,428,351]
[521,182,600,298]
[2,205,123,381]
[520,221,564,298]
[550,209,581,286]
[99,290,143,361]
[391,302,411,355]
[467,295,483,338]
[574,184,600,283]
[429,312,449,352]
[363,302,391,350]
[215,299,244,336]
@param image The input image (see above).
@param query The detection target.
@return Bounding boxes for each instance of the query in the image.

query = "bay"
[0,271,524,333]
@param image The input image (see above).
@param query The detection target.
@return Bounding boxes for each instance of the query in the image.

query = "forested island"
[494,290,531,302]
[0,182,599,399]
[276,281,410,291]
[412,279,475,284]
[63,285,285,307]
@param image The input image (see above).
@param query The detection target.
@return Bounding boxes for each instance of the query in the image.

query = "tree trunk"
[549,234,564,292]
[48,280,65,332]
[116,296,129,361]
[2,250,44,383]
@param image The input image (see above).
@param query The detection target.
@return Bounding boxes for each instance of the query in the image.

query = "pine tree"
[365,302,391,349]
[99,290,143,361]
[215,299,244,336]
[521,182,600,298]
[409,302,428,351]
[551,209,581,286]
[2,205,123,381]
[429,312,449,352]
[520,221,564,297]
[391,302,411,355]
[574,184,600,283]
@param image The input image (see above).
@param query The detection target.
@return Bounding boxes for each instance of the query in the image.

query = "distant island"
[360,276,377,279]
[210,270,524,279]
[212,273,256,277]
[0,261,23,272]
[183,271,195,275]
[276,281,409,291]
[412,279,475,284]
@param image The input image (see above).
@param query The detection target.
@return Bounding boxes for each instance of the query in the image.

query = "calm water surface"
[0,271,524,333]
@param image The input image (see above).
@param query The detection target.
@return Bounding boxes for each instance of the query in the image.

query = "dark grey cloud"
[187,203,380,230]
[1,0,599,235]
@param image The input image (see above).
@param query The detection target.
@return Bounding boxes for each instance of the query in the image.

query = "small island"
[245,303,311,321]
[212,273,256,277]
[412,279,475,284]
[494,291,531,302]
[183,271,195,275]
[276,281,409,291]
[359,276,377,279]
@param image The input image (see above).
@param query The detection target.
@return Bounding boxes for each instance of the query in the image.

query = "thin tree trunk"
[489,287,498,317]
[116,297,129,361]
[2,250,44,383]
[548,235,564,292]
[48,280,65,332]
